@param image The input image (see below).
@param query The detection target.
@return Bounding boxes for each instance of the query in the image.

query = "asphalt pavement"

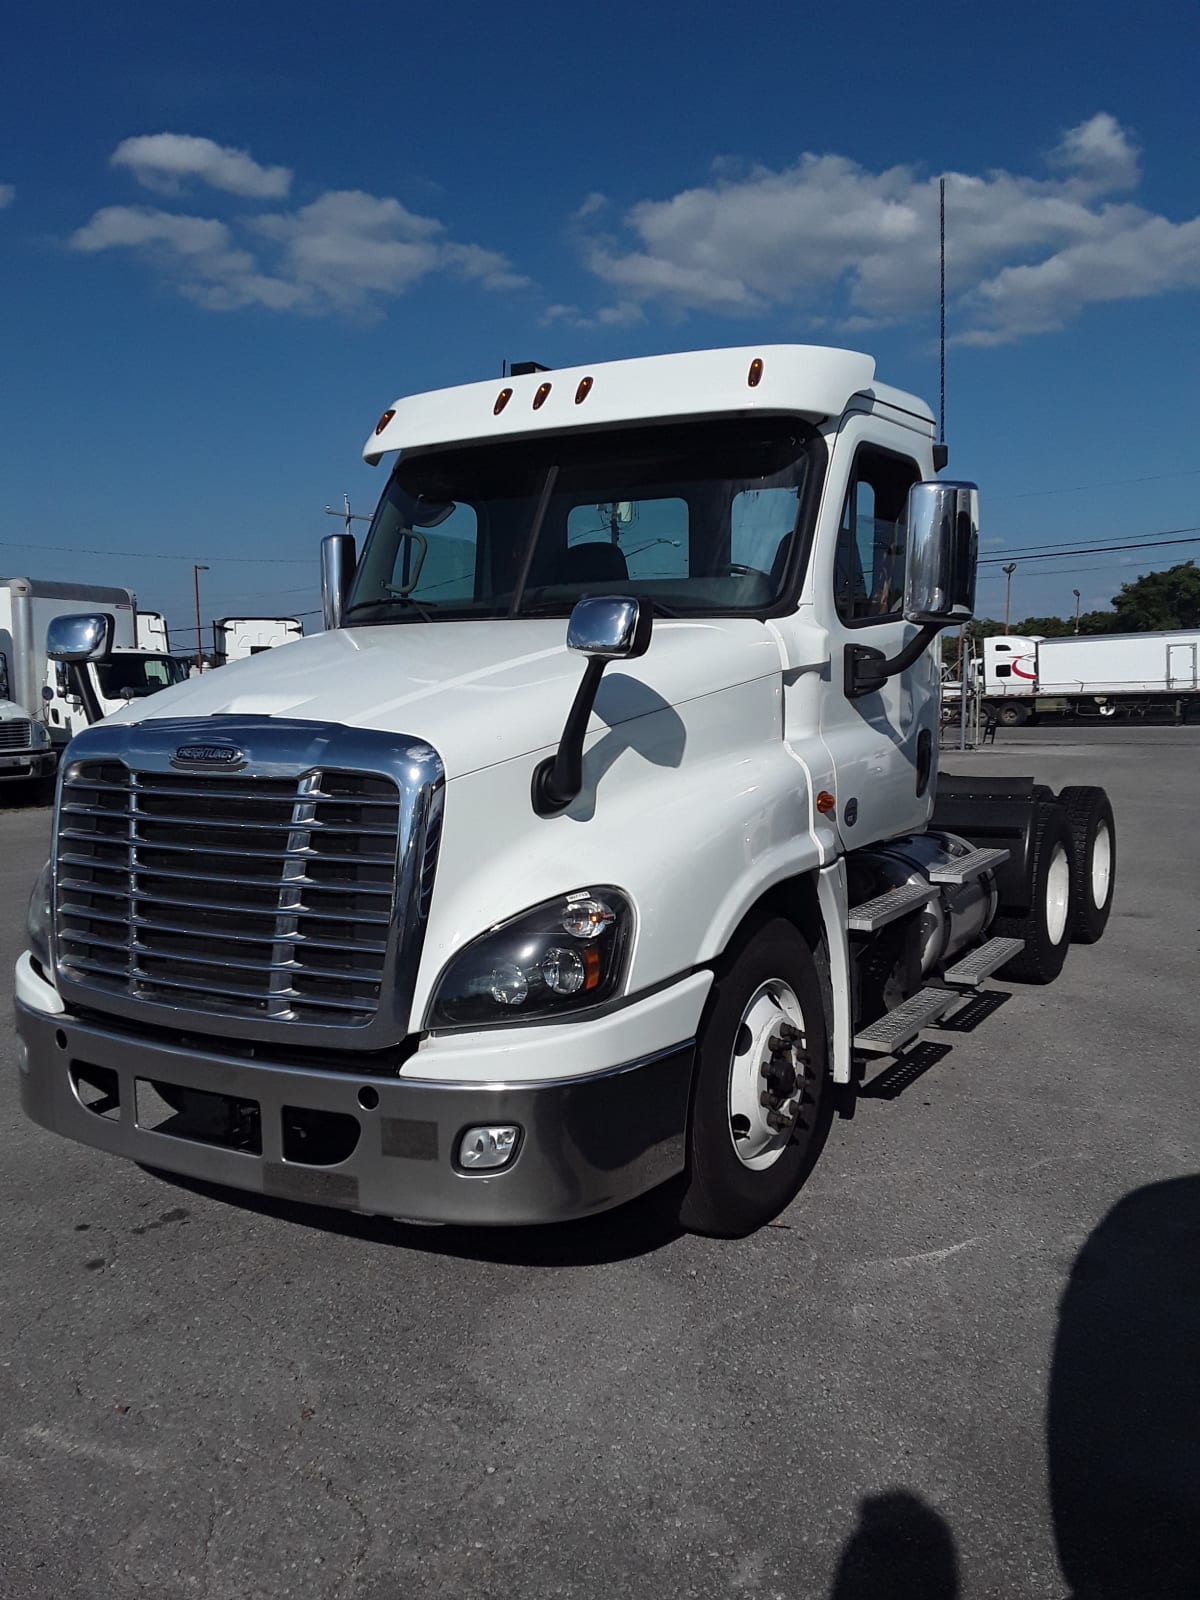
[1,728,1196,1600]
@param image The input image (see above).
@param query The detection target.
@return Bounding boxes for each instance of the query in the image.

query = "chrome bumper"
[15,999,694,1226]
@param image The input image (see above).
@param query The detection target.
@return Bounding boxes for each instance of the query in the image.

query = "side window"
[731,487,801,579]
[834,446,920,622]
[566,499,689,581]
[405,503,479,602]
[995,664,1012,678]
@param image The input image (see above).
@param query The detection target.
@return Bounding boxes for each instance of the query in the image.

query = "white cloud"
[112,133,292,199]
[71,171,530,317]
[574,114,1200,345]
[0,183,14,209]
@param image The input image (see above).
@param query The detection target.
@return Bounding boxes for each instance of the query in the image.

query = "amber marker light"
[533,381,552,410]
[374,408,396,435]
[816,790,837,815]
[493,387,513,415]
[747,357,764,388]
[575,375,594,405]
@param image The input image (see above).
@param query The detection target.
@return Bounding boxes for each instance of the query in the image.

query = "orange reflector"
[533,381,552,410]
[374,408,396,436]
[575,375,594,405]
[747,358,764,388]
[816,790,836,815]
[493,387,513,415]
[583,946,602,990]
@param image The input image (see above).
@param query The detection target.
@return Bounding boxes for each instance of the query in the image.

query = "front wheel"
[678,918,832,1237]
[997,701,1031,727]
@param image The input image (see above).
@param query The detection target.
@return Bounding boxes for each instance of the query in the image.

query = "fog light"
[458,1125,520,1171]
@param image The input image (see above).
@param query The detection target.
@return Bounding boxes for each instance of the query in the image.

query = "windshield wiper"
[344,595,437,623]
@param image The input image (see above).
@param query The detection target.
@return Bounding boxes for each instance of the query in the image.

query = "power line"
[980,528,1200,565]
[991,467,1200,503]
[0,539,309,565]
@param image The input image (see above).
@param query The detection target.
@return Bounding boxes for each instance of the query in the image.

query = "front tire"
[997,702,1031,727]
[995,807,1075,984]
[1058,786,1116,943]
[679,918,832,1238]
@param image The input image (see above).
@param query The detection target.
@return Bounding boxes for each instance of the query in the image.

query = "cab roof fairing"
[361,345,931,465]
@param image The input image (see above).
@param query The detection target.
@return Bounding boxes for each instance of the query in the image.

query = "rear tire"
[994,806,1075,984]
[1058,786,1116,943]
[679,918,832,1238]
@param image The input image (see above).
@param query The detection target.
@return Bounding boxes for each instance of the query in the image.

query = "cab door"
[812,417,938,848]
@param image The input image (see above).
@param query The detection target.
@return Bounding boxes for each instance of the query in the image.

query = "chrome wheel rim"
[727,979,807,1171]
[1091,821,1112,909]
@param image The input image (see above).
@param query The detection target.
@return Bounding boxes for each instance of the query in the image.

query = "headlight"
[427,888,632,1029]
[26,860,52,970]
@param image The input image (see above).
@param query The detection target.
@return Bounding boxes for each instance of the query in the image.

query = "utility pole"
[1073,589,1081,633]
[193,564,209,671]
[323,494,372,538]
[1002,563,1017,634]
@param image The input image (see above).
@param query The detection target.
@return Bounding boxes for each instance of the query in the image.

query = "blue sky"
[3,0,1198,644]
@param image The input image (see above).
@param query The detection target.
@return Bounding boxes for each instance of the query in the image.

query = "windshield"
[344,417,823,625]
[94,654,188,700]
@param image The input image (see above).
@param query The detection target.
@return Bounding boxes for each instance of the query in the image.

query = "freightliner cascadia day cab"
[14,347,1117,1236]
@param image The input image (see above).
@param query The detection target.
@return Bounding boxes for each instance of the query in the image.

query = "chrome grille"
[55,761,402,1027]
[0,718,32,750]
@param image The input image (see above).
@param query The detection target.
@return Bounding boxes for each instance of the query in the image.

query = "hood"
[0,697,29,721]
[107,618,782,780]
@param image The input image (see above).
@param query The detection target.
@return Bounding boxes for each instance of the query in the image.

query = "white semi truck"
[975,630,1200,725]
[137,611,171,653]
[213,615,304,663]
[15,347,1116,1236]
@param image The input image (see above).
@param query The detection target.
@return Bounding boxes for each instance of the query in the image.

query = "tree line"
[968,559,1200,642]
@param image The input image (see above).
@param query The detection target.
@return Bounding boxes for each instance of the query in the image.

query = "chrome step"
[941,935,1025,988]
[927,846,1010,886]
[854,988,956,1055]
[847,880,933,933]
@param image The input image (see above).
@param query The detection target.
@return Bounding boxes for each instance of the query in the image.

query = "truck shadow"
[1048,1173,1200,1599]
[139,1165,686,1266]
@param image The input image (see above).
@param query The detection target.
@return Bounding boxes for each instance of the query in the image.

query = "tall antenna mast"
[939,176,946,445]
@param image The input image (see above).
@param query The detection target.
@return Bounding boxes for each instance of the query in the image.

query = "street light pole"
[1073,589,1081,633]
[1002,562,1017,634]
[193,564,209,671]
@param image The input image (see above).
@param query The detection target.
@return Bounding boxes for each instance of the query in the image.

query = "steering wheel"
[721,563,770,580]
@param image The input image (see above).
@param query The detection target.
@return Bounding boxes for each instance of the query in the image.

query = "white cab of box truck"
[14,347,1117,1236]
[213,615,304,663]
[979,631,1200,725]
[137,611,171,653]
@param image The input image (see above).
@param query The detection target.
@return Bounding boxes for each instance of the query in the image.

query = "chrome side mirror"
[321,533,357,631]
[47,612,115,663]
[534,597,653,816]
[566,595,652,662]
[903,481,979,624]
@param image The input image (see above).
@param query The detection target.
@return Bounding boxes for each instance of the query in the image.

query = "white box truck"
[15,346,1116,1236]
[976,630,1200,724]
[1,579,188,763]
[213,616,303,663]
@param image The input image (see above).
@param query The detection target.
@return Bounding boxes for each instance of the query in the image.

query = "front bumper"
[0,749,54,780]
[14,980,697,1226]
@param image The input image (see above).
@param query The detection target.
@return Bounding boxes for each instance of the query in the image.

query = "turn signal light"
[575,375,594,404]
[374,408,395,435]
[533,381,552,410]
[816,790,836,815]
[494,387,513,415]
[747,358,764,388]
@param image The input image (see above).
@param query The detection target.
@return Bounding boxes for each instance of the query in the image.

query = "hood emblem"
[171,743,245,768]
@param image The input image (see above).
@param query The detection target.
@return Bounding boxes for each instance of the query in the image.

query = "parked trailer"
[980,630,1200,724]
[16,345,1116,1237]
[212,615,303,663]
